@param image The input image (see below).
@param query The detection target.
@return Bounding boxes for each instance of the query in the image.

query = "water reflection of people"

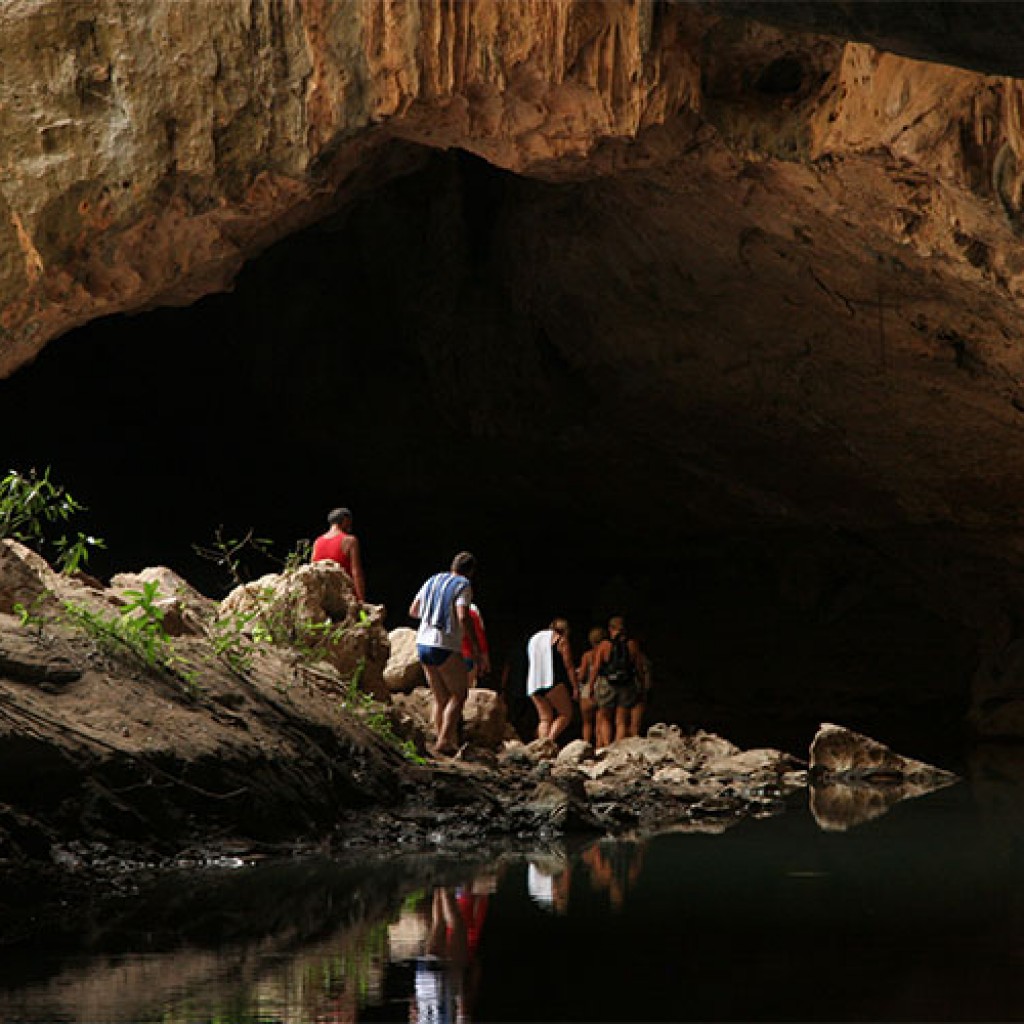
[527,852,571,915]
[409,874,495,1024]
[581,839,645,912]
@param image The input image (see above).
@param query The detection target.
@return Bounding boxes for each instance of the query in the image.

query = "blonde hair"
[551,618,570,635]
[588,626,607,646]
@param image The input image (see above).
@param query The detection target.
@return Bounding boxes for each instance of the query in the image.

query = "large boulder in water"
[219,562,389,699]
[809,723,958,784]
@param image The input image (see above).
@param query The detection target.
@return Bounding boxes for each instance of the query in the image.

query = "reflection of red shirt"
[460,607,488,661]
[312,531,353,574]
[456,891,489,957]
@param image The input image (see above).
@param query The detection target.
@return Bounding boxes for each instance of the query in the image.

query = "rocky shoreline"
[0,540,956,877]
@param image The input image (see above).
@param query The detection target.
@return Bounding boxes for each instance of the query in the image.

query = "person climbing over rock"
[310,507,366,602]
[576,626,607,747]
[593,615,643,746]
[461,602,491,687]
[409,551,481,756]
[526,618,577,744]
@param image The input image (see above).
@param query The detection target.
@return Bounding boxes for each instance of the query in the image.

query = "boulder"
[518,780,602,833]
[809,723,958,784]
[705,748,806,779]
[462,688,515,748]
[110,566,215,637]
[555,739,594,768]
[219,562,390,699]
[390,685,515,750]
[384,627,425,693]
[0,540,63,615]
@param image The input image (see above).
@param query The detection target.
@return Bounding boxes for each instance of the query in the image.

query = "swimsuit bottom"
[417,644,453,667]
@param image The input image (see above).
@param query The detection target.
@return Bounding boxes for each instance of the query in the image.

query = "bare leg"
[596,707,614,748]
[629,701,645,738]
[422,664,448,742]
[531,692,554,740]
[435,654,469,752]
[547,684,574,744]
[580,698,596,746]
[614,706,630,743]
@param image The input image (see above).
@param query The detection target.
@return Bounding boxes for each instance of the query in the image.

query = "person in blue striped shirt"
[409,551,483,756]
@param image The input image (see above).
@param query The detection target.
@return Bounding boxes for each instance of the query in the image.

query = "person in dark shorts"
[409,551,482,756]
[526,618,577,744]
[593,615,642,747]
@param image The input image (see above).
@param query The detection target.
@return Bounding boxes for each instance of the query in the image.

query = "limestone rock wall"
[0,0,700,377]
[8,1,1024,379]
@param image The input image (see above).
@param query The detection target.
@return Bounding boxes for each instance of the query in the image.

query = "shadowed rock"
[809,722,958,784]
[808,723,958,831]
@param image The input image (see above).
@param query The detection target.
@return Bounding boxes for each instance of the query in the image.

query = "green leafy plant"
[12,592,50,633]
[0,467,104,574]
[340,662,425,764]
[63,581,199,694]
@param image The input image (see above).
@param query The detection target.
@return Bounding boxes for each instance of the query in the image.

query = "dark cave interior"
[0,146,976,756]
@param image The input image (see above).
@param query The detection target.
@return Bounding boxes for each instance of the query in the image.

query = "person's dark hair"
[451,551,476,577]
[327,507,352,526]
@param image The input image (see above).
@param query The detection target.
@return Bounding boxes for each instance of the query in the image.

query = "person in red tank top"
[310,507,366,601]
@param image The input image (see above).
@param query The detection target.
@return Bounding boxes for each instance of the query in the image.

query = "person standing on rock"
[409,551,482,756]
[526,618,577,744]
[311,507,366,602]
[576,626,607,747]
[593,615,643,746]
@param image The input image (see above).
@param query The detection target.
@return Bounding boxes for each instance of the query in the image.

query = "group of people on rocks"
[311,507,650,758]
[525,616,650,748]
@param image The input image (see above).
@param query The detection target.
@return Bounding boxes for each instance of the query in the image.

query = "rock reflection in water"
[809,777,955,831]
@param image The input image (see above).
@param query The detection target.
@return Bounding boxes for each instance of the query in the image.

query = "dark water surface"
[2,767,1024,1023]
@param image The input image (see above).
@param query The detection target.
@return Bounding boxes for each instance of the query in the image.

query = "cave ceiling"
[5,1,1024,711]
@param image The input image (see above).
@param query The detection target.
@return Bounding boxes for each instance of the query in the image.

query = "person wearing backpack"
[593,616,643,747]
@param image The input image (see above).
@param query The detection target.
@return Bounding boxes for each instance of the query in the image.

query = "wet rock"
[384,627,424,693]
[809,723,958,784]
[518,780,602,834]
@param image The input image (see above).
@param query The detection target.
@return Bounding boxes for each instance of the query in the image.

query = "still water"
[2,761,1024,1023]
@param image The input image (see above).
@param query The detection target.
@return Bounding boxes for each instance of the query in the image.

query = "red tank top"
[312,531,353,573]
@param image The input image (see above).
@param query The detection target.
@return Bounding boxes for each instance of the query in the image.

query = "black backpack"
[605,634,634,687]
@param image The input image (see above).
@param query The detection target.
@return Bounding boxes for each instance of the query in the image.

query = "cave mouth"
[0,145,975,755]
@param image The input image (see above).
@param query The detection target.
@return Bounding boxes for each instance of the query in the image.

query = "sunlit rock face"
[7,2,1024,734]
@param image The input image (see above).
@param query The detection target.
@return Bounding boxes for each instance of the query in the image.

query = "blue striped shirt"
[414,572,472,650]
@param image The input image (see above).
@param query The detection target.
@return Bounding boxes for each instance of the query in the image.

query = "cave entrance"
[0,145,974,754]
